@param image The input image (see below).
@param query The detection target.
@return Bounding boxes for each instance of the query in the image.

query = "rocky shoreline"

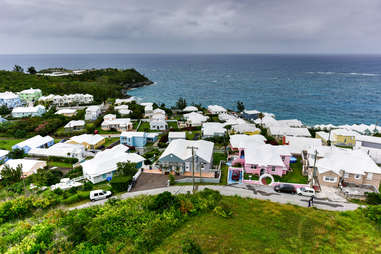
[122,80,154,95]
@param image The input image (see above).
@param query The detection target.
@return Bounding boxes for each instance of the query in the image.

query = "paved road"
[70,184,359,211]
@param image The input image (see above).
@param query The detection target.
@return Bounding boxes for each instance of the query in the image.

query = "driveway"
[70,184,359,211]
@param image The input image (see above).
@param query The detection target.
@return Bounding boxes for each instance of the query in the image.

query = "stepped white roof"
[29,143,85,159]
[183,106,198,112]
[0,159,46,175]
[316,149,381,175]
[160,139,214,163]
[232,124,259,133]
[82,144,145,177]
[229,134,267,149]
[285,136,322,154]
[12,105,45,113]
[14,135,53,149]
[68,134,104,145]
[245,144,290,167]
[168,132,186,139]
[56,108,77,115]
[0,92,19,100]
[208,105,227,114]
[269,126,311,137]
[65,120,85,128]
[202,122,226,136]
[20,88,41,94]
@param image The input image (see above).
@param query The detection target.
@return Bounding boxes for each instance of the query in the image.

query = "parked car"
[231,170,241,181]
[296,187,315,197]
[274,184,296,194]
[90,189,112,201]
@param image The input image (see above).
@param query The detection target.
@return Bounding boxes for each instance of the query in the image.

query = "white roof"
[269,126,311,137]
[230,134,267,149]
[245,144,290,167]
[331,128,359,137]
[356,135,381,144]
[168,132,186,139]
[102,118,131,127]
[254,116,278,127]
[208,105,227,113]
[81,144,145,177]
[316,149,381,175]
[276,119,304,128]
[115,105,129,110]
[232,124,259,133]
[121,131,146,138]
[65,120,85,128]
[68,134,105,145]
[183,106,198,112]
[20,88,41,94]
[285,136,322,154]
[29,143,85,158]
[14,135,54,149]
[115,98,135,104]
[86,105,101,112]
[153,108,165,115]
[56,108,77,115]
[12,105,45,113]
[184,112,208,124]
[244,109,260,114]
[151,113,166,121]
[160,139,214,163]
[202,122,226,136]
[0,92,19,100]
[0,149,9,157]
[0,159,45,174]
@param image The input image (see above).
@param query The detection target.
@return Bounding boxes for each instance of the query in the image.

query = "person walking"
[308,199,311,207]
[309,196,314,207]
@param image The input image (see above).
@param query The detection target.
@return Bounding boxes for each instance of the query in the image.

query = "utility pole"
[311,150,318,188]
[187,146,198,193]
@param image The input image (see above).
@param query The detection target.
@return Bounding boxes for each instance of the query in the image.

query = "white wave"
[348,72,379,76]
[307,71,379,76]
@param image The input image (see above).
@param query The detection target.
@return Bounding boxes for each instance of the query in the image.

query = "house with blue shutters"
[120,132,159,148]
[12,135,54,154]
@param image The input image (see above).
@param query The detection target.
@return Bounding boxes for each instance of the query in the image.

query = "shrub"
[363,205,381,224]
[62,194,80,205]
[82,181,93,191]
[169,174,175,186]
[214,201,232,218]
[65,167,83,179]
[148,191,180,213]
[181,239,202,254]
[53,188,63,195]
[158,142,167,148]
[47,156,78,164]
[366,193,381,205]
[110,176,132,192]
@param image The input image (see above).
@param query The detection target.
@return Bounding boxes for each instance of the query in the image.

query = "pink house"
[233,144,291,177]
[229,134,267,165]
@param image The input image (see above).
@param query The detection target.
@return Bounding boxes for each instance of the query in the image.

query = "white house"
[168,132,186,143]
[202,122,226,138]
[12,135,54,153]
[158,139,214,174]
[355,135,381,164]
[140,102,153,116]
[81,144,145,184]
[284,136,322,155]
[232,124,260,134]
[0,92,23,108]
[183,112,208,127]
[101,114,133,132]
[64,120,85,132]
[115,105,131,115]
[268,126,311,139]
[0,150,9,162]
[66,134,105,150]
[150,119,168,131]
[229,134,267,150]
[0,159,47,178]
[183,106,198,112]
[85,105,101,121]
[55,108,77,117]
[28,143,86,160]
[11,105,46,118]
[208,105,227,115]
[39,93,93,105]
[115,97,135,105]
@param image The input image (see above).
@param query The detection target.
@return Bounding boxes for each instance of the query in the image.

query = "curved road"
[70,184,359,211]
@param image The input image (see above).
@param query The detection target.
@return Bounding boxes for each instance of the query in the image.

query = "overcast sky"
[1,0,381,54]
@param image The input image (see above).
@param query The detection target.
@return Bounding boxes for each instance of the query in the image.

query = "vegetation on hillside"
[0,68,151,102]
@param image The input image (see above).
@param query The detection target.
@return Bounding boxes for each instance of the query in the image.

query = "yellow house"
[315,129,357,147]
[66,134,105,150]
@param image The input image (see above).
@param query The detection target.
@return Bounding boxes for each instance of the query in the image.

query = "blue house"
[0,150,9,163]
[12,135,55,154]
[120,132,159,148]
[0,92,23,108]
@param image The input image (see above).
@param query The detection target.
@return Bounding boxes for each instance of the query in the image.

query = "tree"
[176,97,187,110]
[13,65,24,73]
[115,162,138,177]
[8,148,25,159]
[1,164,22,186]
[0,105,11,115]
[237,101,245,112]
[27,66,37,74]
[258,112,264,126]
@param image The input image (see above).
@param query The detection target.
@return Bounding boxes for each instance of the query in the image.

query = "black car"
[274,184,296,194]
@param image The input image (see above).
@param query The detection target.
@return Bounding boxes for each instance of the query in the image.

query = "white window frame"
[367,173,373,180]
[354,174,361,180]
[344,173,349,179]
[323,176,337,183]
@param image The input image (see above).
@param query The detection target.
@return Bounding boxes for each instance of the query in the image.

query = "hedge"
[110,176,132,192]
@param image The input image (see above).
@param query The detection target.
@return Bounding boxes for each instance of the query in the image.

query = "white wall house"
[29,143,86,160]
[39,93,93,105]
[202,122,226,138]
[81,144,145,184]
[0,92,23,108]
[168,132,186,143]
[85,105,101,121]
[183,112,208,127]
[11,105,46,118]
[101,114,133,132]
[208,105,227,115]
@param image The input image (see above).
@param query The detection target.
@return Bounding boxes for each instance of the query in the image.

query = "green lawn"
[220,164,228,185]
[133,120,140,129]
[276,158,308,184]
[154,196,381,254]
[103,137,120,148]
[186,130,201,140]
[95,127,120,134]
[0,138,25,150]
[47,161,73,168]
[213,152,226,166]
[167,121,178,130]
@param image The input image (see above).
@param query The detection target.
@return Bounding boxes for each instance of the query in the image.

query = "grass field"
[213,152,226,166]
[167,121,179,130]
[154,196,381,254]
[103,137,120,148]
[0,138,25,150]
[186,130,201,140]
[277,158,308,184]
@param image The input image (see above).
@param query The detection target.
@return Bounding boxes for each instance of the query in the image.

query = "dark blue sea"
[0,54,380,125]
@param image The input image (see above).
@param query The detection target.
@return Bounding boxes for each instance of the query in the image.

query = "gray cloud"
[0,0,381,53]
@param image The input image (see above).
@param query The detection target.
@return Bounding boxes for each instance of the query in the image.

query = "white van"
[296,187,315,197]
[90,190,112,201]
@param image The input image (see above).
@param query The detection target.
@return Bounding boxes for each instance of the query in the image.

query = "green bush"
[47,156,78,164]
[181,239,202,254]
[363,206,381,224]
[62,194,80,205]
[148,191,180,213]
[169,174,175,186]
[366,193,381,205]
[82,181,93,191]
[213,201,232,218]
[110,176,132,192]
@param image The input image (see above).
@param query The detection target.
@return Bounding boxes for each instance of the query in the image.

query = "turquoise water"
[0,54,380,125]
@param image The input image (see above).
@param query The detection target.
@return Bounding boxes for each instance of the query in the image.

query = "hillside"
[0,190,379,253]
[0,68,152,102]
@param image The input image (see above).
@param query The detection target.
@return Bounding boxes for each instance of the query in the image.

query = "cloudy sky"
[1,0,381,54]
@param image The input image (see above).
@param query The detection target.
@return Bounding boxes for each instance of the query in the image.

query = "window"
[344,173,349,179]
[251,165,257,169]
[323,176,337,183]
[272,166,276,172]
[281,156,285,161]
[354,174,361,180]
[367,173,373,180]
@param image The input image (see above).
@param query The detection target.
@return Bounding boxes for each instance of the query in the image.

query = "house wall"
[244,164,286,176]
[333,134,355,147]
[316,133,328,145]
[361,141,381,150]
[344,172,381,190]
[318,171,340,187]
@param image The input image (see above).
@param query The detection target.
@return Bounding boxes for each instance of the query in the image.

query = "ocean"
[0,54,380,126]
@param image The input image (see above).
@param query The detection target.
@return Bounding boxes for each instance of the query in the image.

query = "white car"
[296,187,315,197]
[90,189,112,201]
